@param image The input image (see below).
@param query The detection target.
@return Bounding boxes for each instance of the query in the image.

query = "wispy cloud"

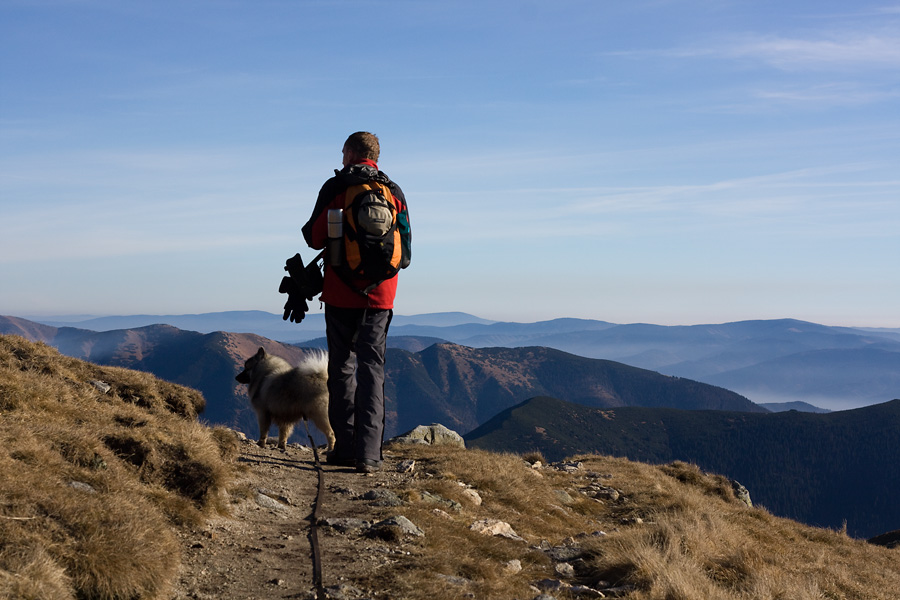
[721,32,900,70]
[615,23,900,72]
[751,81,900,106]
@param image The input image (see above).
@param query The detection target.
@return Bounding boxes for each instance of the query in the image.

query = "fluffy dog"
[235,347,335,451]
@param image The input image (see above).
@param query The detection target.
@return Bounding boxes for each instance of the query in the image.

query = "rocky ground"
[172,437,419,600]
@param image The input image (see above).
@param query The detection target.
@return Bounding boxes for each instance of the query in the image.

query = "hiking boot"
[356,458,382,473]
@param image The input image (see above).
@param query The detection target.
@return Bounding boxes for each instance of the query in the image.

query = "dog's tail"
[296,350,329,379]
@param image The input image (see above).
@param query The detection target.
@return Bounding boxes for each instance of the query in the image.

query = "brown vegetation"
[374,447,900,599]
[0,335,238,600]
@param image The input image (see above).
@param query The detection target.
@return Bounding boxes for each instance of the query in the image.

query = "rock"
[553,489,574,505]
[731,479,753,507]
[570,584,606,598]
[324,583,370,600]
[389,424,466,448]
[601,584,637,596]
[461,488,482,506]
[555,562,575,578]
[534,579,569,592]
[320,517,372,533]
[584,485,620,502]
[553,461,583,473]
[535,579,606,598]
[397,459,416,473]
[502,559,523,574]
[362,489,404,507]
[420,490,462,512]
[370,516,424,538]
[68,481,96,493]
[255,492,287,511]
[543,545,585,562]
[470,518,525,542]
[89,380,111,394]
[258,488,293,505]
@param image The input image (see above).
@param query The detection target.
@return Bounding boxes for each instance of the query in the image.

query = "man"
[301,132,411,473]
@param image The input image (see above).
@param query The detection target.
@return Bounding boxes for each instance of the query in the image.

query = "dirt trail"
[172,437,410,600]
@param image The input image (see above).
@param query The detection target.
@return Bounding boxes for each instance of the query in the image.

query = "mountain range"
[465,395,900,539]
[0,315,758,441]
[25,311,900,410]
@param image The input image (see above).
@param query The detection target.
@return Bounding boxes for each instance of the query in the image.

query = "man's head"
[342,131,380,167]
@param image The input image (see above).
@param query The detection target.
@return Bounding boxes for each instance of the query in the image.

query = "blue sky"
[2,0,899,326]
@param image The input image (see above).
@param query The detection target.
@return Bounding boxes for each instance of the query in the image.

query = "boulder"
[730,479,753,507]
[389,423,466,448]
[470,518,525,542]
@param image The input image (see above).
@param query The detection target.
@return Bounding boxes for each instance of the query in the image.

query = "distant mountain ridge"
[1,315,760,441]
[27,310,494,343]
[21,311,899,409]
[465,395,900,539]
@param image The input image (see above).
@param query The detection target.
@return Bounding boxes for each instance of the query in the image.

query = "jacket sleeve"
[390,182,412,269]
[302,177,340,249]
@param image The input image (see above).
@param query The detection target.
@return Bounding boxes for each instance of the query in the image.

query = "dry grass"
[369,446,900,600]
[0,335,238,600]
[374,446,599,599]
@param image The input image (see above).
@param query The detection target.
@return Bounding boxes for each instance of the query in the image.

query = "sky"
[2,0,899,327]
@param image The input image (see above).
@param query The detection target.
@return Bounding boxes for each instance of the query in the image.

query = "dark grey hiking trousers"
[324,305,393,463]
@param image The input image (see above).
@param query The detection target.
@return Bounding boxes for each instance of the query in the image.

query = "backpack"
[332,171,410,296]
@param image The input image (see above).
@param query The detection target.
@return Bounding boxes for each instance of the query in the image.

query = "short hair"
[343,131,380,162]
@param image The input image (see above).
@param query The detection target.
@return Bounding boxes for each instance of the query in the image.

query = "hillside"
[383,343,764,435]
[3,335,900,599]
[0,316,313,436]
[0,317,761,443]
[0,334,238,599]
[465,396,900,538]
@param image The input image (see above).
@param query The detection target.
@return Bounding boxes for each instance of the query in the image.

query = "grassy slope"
[0,335,239,600]
[381,445,900,600]
[465,396,900,538]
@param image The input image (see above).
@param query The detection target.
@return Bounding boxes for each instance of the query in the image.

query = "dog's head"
[235,347,267,384]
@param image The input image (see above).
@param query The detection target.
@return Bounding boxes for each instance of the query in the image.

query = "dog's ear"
[256,347,266,358]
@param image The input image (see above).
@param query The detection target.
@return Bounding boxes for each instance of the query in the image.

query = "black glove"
[284,253,324,300]
[278,252,324,323]
[282,292,310,323]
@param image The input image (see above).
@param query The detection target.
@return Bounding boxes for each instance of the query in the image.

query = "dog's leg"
[257,411,272,448]
[309,407,336,452]
[277,422,294,451]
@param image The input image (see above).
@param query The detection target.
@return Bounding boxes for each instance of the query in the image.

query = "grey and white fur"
[235,347,335,451]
